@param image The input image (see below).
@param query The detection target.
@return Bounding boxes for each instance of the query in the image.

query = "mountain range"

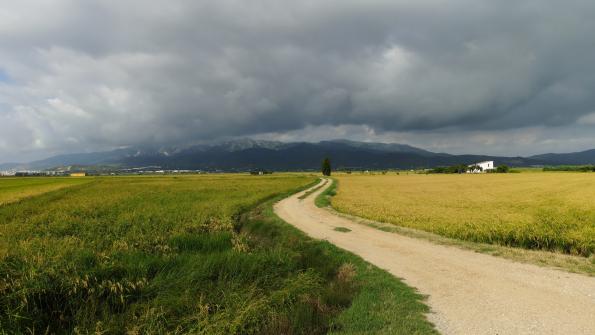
[2,139,595,172]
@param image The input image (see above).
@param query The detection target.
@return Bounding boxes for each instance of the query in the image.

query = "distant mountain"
[318,140,437,156]
[529,149,595,165]
[0,162,20,170]
[3,139,595,171]
[4,148,140,171]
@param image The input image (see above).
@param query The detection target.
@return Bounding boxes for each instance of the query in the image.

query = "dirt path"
[274,179,595,335]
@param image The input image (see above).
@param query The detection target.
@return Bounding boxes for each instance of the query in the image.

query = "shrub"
[543,165,595,172]
[428,164,469,174]
[496,165,510,173]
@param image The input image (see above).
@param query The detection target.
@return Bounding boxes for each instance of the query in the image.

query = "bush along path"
[275,178,595,335]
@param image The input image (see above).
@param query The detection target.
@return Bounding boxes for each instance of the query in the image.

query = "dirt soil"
[274,179,595,335]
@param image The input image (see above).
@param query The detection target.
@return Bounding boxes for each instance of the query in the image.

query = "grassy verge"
[245,192,437,334]
[333,227,352,233]
[320,179,594,276]
[315,177,337,208]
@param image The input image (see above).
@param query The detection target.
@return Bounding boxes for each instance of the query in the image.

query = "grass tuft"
[315,178,337,208]
[333,227,352,233]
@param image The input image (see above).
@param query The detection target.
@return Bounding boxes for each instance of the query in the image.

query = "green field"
[333,173,595,256]
[0,175,435,334]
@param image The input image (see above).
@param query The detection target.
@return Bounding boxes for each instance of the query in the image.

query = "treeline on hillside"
[543,165,595,172]
[429,164,510,174]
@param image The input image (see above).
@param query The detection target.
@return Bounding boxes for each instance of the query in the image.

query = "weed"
[333,227,352,233]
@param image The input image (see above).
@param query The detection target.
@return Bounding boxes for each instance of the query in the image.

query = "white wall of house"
[468,161,494,173]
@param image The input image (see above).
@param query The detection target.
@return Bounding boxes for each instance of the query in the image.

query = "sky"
[1,0,595,163]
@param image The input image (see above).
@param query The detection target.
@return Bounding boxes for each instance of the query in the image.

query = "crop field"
[0,174,436,334]
[333,173,595,256]
[1,174,319,333]
[0,177,90,206]
[1,175,333,333]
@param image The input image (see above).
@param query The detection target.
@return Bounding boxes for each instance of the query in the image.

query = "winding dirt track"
[274,179,595,335]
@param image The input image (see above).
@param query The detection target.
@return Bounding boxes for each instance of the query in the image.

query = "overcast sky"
[2,0,595,162]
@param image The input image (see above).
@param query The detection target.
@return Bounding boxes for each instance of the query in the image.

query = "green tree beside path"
[322,158,332,176]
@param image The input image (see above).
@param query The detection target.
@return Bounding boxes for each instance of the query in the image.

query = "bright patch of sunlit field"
[0,177,91,205]
[333,173,595,256]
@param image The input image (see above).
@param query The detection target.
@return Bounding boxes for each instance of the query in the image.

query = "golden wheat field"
[333,173,595,256]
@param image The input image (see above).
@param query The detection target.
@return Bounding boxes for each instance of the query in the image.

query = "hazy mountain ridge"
[528,149,595,165]
[2,139,595,171]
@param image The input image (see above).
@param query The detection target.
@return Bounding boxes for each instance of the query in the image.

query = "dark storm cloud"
[1,0,595,161]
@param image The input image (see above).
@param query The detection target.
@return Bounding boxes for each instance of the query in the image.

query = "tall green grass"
[0,175,436,334]
[0,175,317,333]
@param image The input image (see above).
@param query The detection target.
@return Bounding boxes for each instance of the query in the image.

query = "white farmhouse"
[468,161,494,173]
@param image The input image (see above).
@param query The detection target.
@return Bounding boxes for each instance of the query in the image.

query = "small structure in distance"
[467,161,494,173]
[250,170,273,175]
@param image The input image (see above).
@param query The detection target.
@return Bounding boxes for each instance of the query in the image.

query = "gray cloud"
[1,0,595,162]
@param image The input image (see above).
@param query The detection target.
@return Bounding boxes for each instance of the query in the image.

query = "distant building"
[250,170,272,175]
[70,172,87,177]
[15,171,43,177]
[468,161,494,173]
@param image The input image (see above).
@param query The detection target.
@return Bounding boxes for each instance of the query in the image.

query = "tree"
[454,164,470,174]
[321,158,331,176]
[496,165,510,173]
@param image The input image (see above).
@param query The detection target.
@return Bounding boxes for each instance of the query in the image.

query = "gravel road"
[274,179,595,334]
